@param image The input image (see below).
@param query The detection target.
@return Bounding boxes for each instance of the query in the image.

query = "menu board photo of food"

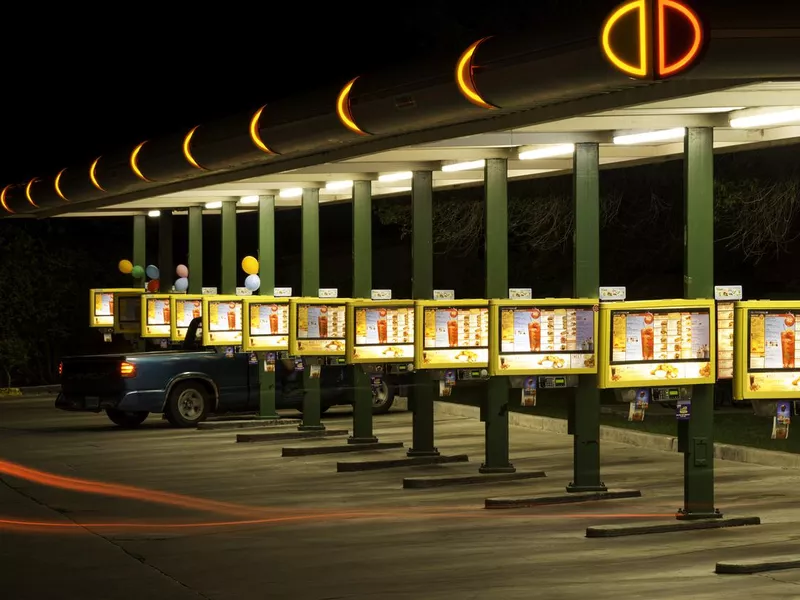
[295,303,346,354]
[172,297,202,340]
[608,309,712,384]
[91,291,115,327]
[496,305,597,374]
[206,299,243,344]
[351,305,414,362]
[716,302,734,379]
[745,310,800,394]
[144,297,171,337]
[246,301,290,351]
[420,306,489,367]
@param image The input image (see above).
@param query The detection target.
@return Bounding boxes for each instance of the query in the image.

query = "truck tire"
[165,382,211,428]
[106,409,149,428]
[372,380,395,415]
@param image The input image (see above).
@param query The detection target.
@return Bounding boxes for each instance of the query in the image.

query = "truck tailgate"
[60,355,127,397]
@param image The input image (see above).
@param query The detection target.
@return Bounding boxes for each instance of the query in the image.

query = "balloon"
[241,256,259,275]
[145,264,160,280]
[244,274,261,291]
[118,259,133,274]
[146,279,160,292]
[176,264,189,278]
[131,265,145,279]
[174,277,189,292]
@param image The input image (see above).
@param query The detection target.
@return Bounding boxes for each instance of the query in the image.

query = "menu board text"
[353,306,414,361]
[421,307,489,366]
[247,302,289,350]
[207,300,243,344]
[296,304,346,354]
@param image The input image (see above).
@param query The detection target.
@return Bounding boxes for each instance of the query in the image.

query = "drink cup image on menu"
[377,309,388,344]
[318,306,329,338]
[447,310,459,347]
[783,314,796,369]
[641,313,655,360]
[227,303,237,329]
[528,309,541,351]
[269,305,279,333]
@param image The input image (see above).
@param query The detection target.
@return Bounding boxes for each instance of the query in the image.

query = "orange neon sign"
[601,0,705,80]
[89,157,105,192]
[182,126,208,171]
[25,178,40,207]
[455,37,496,109]
[0,185,14,214]
[336,77,369,135]
[54,169,69,201]
[130,141,152,182]
[249,106,277,154]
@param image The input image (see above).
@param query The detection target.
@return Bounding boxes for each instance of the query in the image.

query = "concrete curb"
[716,557,800,574]
[585,516,761,538]
[237,429,349,443]
[337,454,469,472]
[0,385,60,398]
[282,441,404,457]
[485,489,642,509]
[197,418,300,431]
[403,470,546,489]
[393,398,800,470]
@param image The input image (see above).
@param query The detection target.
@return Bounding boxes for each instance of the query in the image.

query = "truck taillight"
[58,362,63,376]
[120,361,137,378]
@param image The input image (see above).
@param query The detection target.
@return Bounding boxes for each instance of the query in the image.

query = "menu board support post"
[158,211,174,290]
[408,171,439,457]
[133,215,146,290]
[257,195,280,419]
[188,206,203,295]
[298,188,325,431]
[480,158,514,473]
[220,200,237,295]
[678,127,720,520]
[350,181,379,443]
[569,143,607,493]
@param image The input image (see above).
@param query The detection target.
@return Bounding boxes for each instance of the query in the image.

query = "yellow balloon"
[118,259,133,274]
[241,256,259,275]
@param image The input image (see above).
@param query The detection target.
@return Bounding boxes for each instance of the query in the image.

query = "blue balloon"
[244,274,261,291]
[174,277,189,292]
[146,264,160,280]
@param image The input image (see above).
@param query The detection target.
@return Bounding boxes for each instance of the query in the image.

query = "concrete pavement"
[2,397,800,599]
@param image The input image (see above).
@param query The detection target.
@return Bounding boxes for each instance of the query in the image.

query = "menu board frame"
[201,295,244,346]
[734,300,800,400]
[242,296,291,352]
[488,299,599,377]
[170,295,203,342]
[346,300,416,365]
[113,292,144,334]
[289,297,351,357]
[140,294,173,338]
[414,300,491,370]
[598,298,716,389]
[89,288,142,328]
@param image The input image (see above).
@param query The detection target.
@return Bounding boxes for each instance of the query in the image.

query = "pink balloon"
[176,264,189,278]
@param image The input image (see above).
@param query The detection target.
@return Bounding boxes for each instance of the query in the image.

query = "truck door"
[213,351,251,411]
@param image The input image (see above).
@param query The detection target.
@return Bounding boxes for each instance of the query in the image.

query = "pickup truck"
[56,318,396,428]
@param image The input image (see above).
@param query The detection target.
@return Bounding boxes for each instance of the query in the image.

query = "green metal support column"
[568,143,607,492]
[408,171,439,457]
[188,206,203,294]
[132,215,146,289]
[299,187,325,431]
[257,194,279,419]
[679,127,719,519]
[480,158,514,473]
[220,200,237,295]
[350,180,378,443]
[158,211,174,290]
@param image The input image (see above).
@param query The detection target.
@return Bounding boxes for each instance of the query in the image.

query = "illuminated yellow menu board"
[735,301,800,400]
[141,294,172,338]
[598,299,715,389]
[170,296,203,341]
[114,293,143,334]
[289,298,350,356]
[717,302,734,380]
[202,296,243,346]
[347,301,415,364]
[243,297,290,352]
[89,288,142,328]
[414,300,490,370]
[489,299,598,376]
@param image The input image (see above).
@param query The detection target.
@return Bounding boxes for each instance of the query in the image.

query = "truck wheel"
[372,380,395,415]
[106,409,148,428]
[165,382,210,428]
